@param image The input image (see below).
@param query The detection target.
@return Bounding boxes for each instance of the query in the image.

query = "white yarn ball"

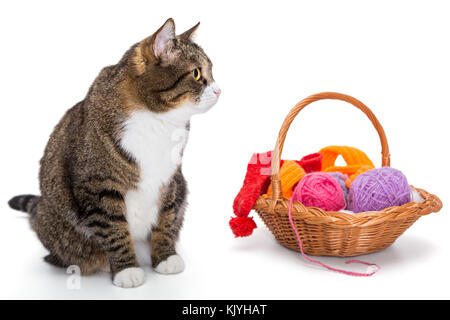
[410,188,424,203]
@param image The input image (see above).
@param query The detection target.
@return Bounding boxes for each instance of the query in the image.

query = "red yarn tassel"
[229,216,257,237]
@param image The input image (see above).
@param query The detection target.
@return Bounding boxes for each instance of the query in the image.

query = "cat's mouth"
[212,87,221,98]
[195,82,221,112]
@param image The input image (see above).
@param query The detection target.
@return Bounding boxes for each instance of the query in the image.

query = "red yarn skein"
[298,152,323,173]
[231,151,281,237]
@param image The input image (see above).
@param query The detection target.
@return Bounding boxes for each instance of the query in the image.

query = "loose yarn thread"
[288,196,380,277]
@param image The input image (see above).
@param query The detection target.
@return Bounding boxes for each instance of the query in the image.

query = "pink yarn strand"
[288,197,380,277]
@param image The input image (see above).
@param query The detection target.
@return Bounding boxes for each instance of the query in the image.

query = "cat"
[8,18,221,288]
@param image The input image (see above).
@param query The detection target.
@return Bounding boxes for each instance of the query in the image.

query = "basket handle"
[271,92,390,200]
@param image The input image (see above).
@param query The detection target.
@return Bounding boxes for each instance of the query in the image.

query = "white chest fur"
[120,109,189,265]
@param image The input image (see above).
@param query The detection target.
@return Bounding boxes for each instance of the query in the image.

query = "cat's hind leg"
[31,199,112,275]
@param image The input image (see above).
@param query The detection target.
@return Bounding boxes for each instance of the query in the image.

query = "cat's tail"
[8,194,40,216]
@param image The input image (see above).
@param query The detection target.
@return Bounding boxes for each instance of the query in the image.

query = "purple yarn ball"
[348,167,411,213]
[326,172,349,205]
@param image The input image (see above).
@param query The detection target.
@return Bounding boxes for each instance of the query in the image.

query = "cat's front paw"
[113,267,145,288]
[154,254,185,274]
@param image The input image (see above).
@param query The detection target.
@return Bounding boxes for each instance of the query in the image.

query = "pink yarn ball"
[292,172,346,211]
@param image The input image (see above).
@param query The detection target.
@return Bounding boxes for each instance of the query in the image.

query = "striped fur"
[8,19,219,287]
[8,194,40,216]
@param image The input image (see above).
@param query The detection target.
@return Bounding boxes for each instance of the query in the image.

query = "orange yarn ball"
[267,160,306,198]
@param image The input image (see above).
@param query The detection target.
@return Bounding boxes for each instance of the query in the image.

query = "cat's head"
[128,18,220,118]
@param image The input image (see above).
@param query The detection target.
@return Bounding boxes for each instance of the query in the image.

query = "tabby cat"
[8,18,220,288]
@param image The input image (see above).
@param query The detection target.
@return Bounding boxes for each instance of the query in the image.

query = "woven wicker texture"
[253,92,443,257]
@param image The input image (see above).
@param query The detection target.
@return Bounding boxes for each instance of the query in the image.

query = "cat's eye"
[193,68,201,81]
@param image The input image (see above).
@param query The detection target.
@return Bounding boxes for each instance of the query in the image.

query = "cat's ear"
[179,22,200,41]
[152,18,176,59]
[133,19,176,75]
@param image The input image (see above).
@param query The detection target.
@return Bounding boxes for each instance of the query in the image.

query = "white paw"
[154,254,185,274]
[113,267,145,288]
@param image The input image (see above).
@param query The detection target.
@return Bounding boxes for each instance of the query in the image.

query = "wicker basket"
[253,92,443,257]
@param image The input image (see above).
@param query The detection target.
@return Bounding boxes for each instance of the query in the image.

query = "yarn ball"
[326,172,350,204]
[348,167,411,213]
[267,160,306,198]
[339,209,355,214]
[410,187,424,203]
[292,172,346,211]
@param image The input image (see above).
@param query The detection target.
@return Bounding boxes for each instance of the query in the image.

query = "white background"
[0,0,449,299]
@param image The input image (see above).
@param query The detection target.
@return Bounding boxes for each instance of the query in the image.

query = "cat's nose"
[211,82,221,97]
